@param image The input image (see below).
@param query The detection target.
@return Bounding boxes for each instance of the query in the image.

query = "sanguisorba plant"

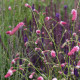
[0,0,80,80]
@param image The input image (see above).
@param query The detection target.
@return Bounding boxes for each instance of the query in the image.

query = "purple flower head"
[29,20,32,32]
[64,68,68,74]
[56,13,59,18]
[19,59,22,65]
[41,30,44,43]
[64,5,68,9]
[24,34,28,43]
[74,68,79,77]
[32,4,35,11]
[23,71,26,80]
[45,53,47,56]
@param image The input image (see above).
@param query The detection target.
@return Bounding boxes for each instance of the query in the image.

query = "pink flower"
[73,32,76,37]
[24,42,28,47]
[58,71,63,74]
[6,22,24,36]
[25,3,31,8]
[71,70,74,75]
[52,78,57,80]
[42,50,49,54]
[35,38,40,44]
[61,63,67,67]
[29,74,33,79]
[19,65,24,71]
[8,6,11,11]
[42,32,44,34]
[28,63,31,66]
[14,57,19,61]
[44,59,47,63]
[11,59,16,64]
[5,67,16,78]
[45,17,52,21]
[33,9,39,14]
[31,72,35,75]
[68,46,79,56]
[24,28,27,31]
[36,30,41,34]
[23,58,26,62]
[49,42,53,45]
[37,76,44,80]
[11,57,19,64]
[29,72,35,79]
[71,69,74,75]
[16,53,19,57]
[76,60,80,69]
[35,48,41,51]
[51,50,56,58]
[43,12,46,15]
[78,42,80,46]
[71,9,77,21]
[59,21,67,26]
[19,68,24,71]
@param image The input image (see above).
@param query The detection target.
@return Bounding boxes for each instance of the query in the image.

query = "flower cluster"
[3,1,80,80]
[6,22,24,35]
[68,46,79,56]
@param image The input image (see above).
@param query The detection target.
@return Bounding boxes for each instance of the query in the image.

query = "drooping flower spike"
[29,72,35,79]
[35,47,41,51]
[35,38,40,44]
[68,46,79,56]
[58,71,63,74]
[33,9,39,14]
[6,22,24,36]
[59,21,67,26]
[42,50,49,54]
[37,76,44,80]
[29,74,33,79]
[43,12,46,15]
[24,28,27,31]
[51,50,56,58]
[45,17,52,21]
[31,4,39,14]
[11,57,19,64]
[76,60,80,69]
[25,3,31,8]
[4,67,16,78]
[61,62,67,67]
[16,53,19,57]
[71,9,77,21]
[19,65,24,71]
